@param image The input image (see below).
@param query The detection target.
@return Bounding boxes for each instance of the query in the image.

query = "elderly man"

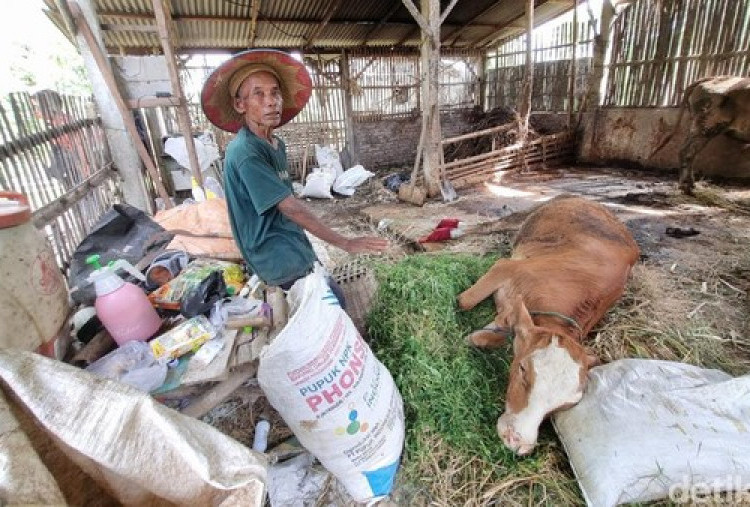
[201,50,388,295]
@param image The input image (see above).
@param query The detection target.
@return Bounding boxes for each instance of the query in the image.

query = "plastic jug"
[86,254,162,346]
[0,191,70,357]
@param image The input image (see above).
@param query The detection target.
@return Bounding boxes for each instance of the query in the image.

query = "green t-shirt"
[223,126,317,286]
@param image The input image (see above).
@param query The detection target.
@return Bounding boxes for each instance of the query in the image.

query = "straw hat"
[201,49,312,133]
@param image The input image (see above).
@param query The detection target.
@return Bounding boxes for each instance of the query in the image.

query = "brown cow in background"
[458,196,639,456]
[651,75,750,194]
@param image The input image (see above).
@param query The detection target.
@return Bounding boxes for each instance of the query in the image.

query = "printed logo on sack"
[335,406,369,436]
[322,287,340,307]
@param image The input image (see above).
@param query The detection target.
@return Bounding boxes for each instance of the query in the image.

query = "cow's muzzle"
[497,413,537,456]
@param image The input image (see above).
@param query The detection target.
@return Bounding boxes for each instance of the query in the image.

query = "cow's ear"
[511,297,534,354]
[585,353,601,369]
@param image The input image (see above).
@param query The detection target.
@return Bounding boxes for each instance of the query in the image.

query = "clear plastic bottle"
[252,419,270,452]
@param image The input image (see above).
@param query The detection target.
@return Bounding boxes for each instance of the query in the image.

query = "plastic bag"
[180,270,227,318]
[86,341,167,393]
[299,168,335,199]
[68,204,171,305]
[257,268,405,502]
[164,135,220,174]
[333,165,375,196]
[315,144,343,178]
[149,315,216,361]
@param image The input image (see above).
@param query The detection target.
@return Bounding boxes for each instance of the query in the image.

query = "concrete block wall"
[578,108,750,180]
[353,108,475,171]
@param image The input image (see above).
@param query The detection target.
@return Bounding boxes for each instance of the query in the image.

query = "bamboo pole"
[67,1,172,207]
[568,1,578,127]
[151,0,203,186]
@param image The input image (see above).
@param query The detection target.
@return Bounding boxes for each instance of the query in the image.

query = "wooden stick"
[152,0,203,186]
[68,1,172,207]
[180,362,258,418]
[300,144,309,183]
[71,329,116,366]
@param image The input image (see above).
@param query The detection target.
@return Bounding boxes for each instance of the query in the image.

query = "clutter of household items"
[0,188,404,506]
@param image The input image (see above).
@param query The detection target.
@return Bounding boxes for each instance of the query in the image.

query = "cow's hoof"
[679,183,695,195]
[466,329,510,348]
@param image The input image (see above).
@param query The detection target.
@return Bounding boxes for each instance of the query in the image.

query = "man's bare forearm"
[277,195,350,249]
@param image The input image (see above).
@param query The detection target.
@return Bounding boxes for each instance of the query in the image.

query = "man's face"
[233,71,283,129]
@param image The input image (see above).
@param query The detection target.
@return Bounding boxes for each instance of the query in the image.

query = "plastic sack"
[164,135,220,173]
[299,168,335,199]
[315,144,344,178]
[86,341,167,393]
[68,204,172,305]
[0,348,266,505]
[553,359,750,506]
[257,268,405,502]
[333,165,375,196]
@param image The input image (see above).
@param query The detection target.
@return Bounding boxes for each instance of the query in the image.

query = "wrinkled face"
[498,334,587,455]
[233,71,283,129]
[496,299,592,455]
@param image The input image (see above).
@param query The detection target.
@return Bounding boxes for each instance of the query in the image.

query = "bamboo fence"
[486,18,595,112]
[0,92,120,270]
[605,0,750,107]
[183,49,482,178]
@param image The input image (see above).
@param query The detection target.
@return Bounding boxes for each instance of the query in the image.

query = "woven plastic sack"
[257,268,404,502]
[553,359,750,506]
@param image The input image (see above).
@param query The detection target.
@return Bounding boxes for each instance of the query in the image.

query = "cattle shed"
[1,0,750,505]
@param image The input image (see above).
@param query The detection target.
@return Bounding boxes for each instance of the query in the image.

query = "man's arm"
[277,195,389,254]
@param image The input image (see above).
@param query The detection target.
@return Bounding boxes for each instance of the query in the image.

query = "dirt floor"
[206,164,750,504]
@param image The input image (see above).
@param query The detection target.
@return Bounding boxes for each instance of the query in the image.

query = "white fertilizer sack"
[257,269,405,502]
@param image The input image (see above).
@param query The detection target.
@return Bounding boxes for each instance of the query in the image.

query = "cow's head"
[496,298,597,455]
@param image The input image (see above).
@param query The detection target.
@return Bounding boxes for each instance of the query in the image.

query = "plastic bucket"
[0,191,70,356]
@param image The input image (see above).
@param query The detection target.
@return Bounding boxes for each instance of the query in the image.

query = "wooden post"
[151,0,203,186]
[568,0,578,128]
[517,0,534,170]
[403,0,442,197]
[68,1,172,206]
[584,0,614,112]
[340,50,359,167]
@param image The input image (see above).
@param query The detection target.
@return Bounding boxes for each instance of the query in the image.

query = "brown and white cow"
[457,196,639,455]
[651,75,750,194]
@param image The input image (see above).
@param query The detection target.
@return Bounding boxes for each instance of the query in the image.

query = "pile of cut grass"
[366,249,749,505]
[367,253,582,505]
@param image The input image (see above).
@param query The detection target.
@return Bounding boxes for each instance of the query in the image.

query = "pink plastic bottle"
[86,254,162,346]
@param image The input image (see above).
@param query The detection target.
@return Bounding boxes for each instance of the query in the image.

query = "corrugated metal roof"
[45,0,574,55]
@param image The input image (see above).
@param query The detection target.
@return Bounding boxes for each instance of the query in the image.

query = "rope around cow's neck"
[529,310,583,336]
[483,310,583,340]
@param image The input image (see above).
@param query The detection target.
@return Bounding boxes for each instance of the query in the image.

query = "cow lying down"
[458,196,639,455]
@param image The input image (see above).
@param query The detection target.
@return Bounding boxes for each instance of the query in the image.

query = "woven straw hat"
[201,49,312,133]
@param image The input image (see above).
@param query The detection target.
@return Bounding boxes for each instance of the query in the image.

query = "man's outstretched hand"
[344,236,390,254]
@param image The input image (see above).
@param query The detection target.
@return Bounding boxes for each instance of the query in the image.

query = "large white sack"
[333,165,375,196]
[315,144,344,178]
[553,359,750,506]
[299,168,335,199]
[0,349,267,506]
[164,135,220,173]
[257,268,405,502]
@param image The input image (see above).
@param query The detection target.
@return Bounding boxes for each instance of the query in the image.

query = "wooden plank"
[151,0,203,186]
[127,96,181,109]
[180,361,257,418]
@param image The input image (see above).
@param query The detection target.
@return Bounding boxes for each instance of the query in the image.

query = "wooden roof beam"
[304,0,344,49]
[360,1,403,45]
[441,0,503,45]
[248,0,261,47]
[468,0,552,48]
